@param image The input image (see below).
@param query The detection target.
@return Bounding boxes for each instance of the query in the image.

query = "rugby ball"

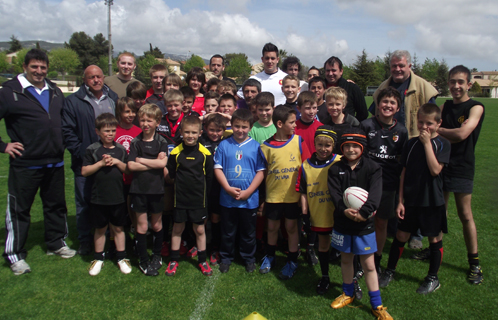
[343,187,369,210]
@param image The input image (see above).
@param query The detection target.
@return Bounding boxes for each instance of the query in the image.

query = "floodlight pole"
[105,0,114,76]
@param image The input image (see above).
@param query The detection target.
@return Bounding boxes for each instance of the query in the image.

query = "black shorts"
[398,205,448,237]
[123,184,131,200]
[265,202,300,221]
[90,203,127,228]
[174,208,207,225]
[130,194,164,214]
[375,191,396,220]
[443,175,473,194]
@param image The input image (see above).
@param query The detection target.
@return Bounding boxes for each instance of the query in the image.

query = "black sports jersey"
[361,117,408,191]
[322,113,360,154]
[157,113,184,145]
[128,132,168,195]
[199,133,223,210]
[441,99,484,180]
[83,141,127,205]
[401,136,451,207]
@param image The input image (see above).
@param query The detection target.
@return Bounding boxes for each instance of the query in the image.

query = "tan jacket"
[373,71,438,138]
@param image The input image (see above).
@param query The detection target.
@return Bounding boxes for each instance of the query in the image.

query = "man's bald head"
[84,65,105,96]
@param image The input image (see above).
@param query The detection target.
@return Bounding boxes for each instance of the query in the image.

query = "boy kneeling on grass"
[327,128,392,320]
[82,113,131,276]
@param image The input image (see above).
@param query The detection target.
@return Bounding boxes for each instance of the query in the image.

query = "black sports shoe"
[329,248,341,263]
[245,262,256,273]
[353,277,362,300]
[379,269,395,288]
[139,261,159,276]
[468,265,483,285]
[316,276,330,295]
[150,254,162,271]
[416,275,440,294]
[411,247,430,260]
[219,263,230,273]
[306,247,319,266]
[77,242,92,256]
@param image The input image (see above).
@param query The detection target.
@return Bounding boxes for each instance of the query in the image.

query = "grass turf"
[0,97,497,320]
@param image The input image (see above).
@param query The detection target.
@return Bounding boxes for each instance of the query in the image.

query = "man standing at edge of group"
[324,56,368,122]
[104,52,142,98]
[372,50,438,139]
[237,43,287,106]
[209,54,236,86]
[63,65,119,255]
[0,49,76,275]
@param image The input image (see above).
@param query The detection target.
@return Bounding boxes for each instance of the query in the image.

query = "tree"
[93,33,110,58]
[469,81,482,96]
[135,54,168,88]
[349,49,380,95]
[147,43,164,59]
[412,53,421,76]
[420,58,440,82]
[382,49,392,80]
[66,32,111,70]
[8,35,23,53]
[11,48,29,74]
[435,59,449,96]
[49,48,80,80]
[224,53,252,83]
[277,49,288,69]
[97,55,117,75]
[183,54,205,73]
[0,51,9,73]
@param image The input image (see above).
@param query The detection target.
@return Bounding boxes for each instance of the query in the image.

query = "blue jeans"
[74,172,93,243]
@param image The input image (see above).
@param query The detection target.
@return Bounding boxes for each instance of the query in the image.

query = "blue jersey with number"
[214,136,266,209]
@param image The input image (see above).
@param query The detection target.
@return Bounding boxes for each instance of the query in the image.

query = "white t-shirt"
[238,68,287,106]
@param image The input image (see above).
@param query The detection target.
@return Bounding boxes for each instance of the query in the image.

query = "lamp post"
[105,0,114,76]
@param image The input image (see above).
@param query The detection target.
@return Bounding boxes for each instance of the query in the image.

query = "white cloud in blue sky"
[0,0,497,71]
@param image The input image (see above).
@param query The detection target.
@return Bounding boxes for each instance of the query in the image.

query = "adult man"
[237,78,261,109]
[0,49,75,275]
[104,52,142,98]
[209,54,236,85]
[238,43,287,105]
[62,65,119,255]
[372,50,438,138]
[323,56,368,122]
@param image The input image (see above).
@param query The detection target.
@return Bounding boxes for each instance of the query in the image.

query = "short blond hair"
[282,75,300,86]
[137,103,162,123]
[117,52,136,64]
[324,87,347,105]
[163,89,184,104]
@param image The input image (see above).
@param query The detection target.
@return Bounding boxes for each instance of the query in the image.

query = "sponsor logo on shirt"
[393,134,399,142]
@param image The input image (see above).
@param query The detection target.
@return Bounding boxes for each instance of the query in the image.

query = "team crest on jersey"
[289,153,296,162]
[235,150,243,160]
[279,79,283,85]
[458,115,465,124]
[393,134,399,142]
[369,131,376,138]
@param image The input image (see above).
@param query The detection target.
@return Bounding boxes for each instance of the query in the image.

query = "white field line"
[189,270,221,320]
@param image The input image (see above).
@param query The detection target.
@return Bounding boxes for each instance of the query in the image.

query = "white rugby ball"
[343,187,369,210]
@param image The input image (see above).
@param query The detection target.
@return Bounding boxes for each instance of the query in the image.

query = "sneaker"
[306,247,319,266]
[47,245,76,258]
[409,238,423,249]
[88,260,104,276]
[117,259,132,274]
[139,261,159,276]
[179,241,188,255]
[330,292,354,309]
[279,261,298,280]
[199,261,213,276]
[259,255,275,274]
[468,265,483,285]
[379,269,395,288]
[245,262,256,273]
[150,254,163,271]
[165,261,178,276]
[161,242,170,257]
[353,277,363,300]
[219,262,230,273]
[410,247,430,260]
[187,246,198,258]
[416,275,440,294]
[316,276,330,295]
[10,259,31,275]
[77,242,92,256]
[371,305,393,320]
[210,251,220,266]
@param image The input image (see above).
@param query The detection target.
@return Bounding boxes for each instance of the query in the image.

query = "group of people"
[0,43,485,320]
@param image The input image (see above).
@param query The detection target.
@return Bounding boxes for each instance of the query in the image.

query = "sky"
[1,0,497,72]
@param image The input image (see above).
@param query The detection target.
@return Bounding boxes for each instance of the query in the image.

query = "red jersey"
[115,124,142,185]
[295,119,323,154]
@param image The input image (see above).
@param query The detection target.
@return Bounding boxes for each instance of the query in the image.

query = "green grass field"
[1,97,497,320]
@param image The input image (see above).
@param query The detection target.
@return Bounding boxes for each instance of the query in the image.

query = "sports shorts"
[398,205,448,237]
[330,230,377,255]
[130,194,164,214]
[174,208,208,225]
[265,202,301,221]
[91,202,127,228]
[443,175,473,194]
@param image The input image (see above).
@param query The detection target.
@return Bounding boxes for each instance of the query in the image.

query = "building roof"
[472,71,498,76]
[157,58,180,66]
[472,78,498,88]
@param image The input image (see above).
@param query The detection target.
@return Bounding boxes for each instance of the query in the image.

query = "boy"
[297,125,341,293]
[237,79,261,110]
[214,109,266,273]
[165,116,214,276]
[126,81,149,113]
[248,92,276,144]
[145,64,167,105]
[328,128,392,319]
[217,80,238,98]
[360,87,408,274]
[127,104,169,276]
[380,104,451,294]
[82,113,131,275]
[282,75,301,118]
[219,93,237,136]
[259,106,311,279]
[164,73,182,92]
[180,86,201,117]
[310,77,327,122]
[206,77,220,93]
[323,87,360,153]
[204,91,220,115]
[438,65,485,284]
[157,89,184,145]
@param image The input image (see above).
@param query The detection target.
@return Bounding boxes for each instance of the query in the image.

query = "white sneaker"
[11,259,31,275]
[47,245,77,258]
[118,259,132,274]
[88,260,104,276]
